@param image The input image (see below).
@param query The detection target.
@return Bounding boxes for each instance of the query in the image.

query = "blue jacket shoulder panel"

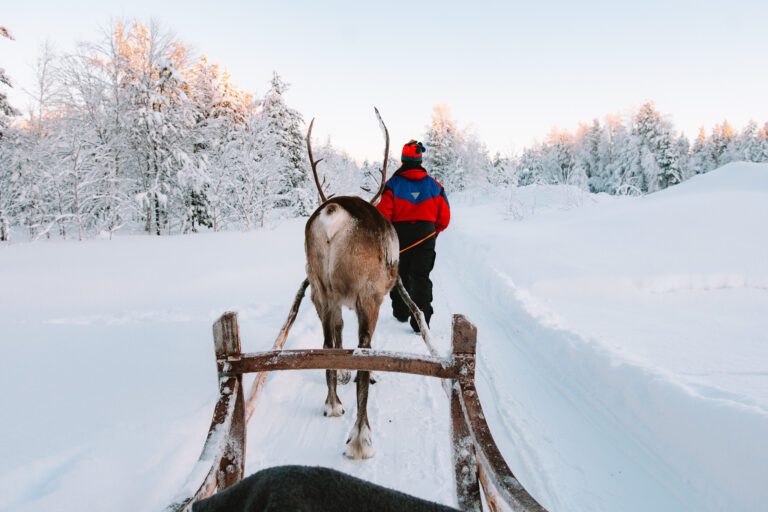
[386,175,444,205]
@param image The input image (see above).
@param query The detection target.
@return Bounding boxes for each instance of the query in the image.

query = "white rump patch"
[318,204,352,242]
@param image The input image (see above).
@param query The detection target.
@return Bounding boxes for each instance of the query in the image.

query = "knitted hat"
[401,140,426,163]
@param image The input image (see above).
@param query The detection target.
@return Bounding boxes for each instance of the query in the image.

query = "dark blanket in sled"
[192,465,460,512]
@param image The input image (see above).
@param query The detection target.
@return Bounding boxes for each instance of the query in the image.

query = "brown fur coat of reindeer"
[304,108,398,459]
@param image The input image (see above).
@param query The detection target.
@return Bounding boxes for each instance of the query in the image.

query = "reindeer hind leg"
[344,298,379,459]
[322,305,344,417]
[332,307,352,385]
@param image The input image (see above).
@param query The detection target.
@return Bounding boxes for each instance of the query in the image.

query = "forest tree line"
[2,21,767,242]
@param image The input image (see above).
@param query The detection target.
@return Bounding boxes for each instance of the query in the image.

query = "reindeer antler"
[306,118,328,204]
[369,107,390,205]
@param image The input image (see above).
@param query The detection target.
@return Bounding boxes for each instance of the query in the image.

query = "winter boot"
[393,310,409,323]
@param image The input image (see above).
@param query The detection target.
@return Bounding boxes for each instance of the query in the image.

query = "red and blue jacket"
[376,166,451,234]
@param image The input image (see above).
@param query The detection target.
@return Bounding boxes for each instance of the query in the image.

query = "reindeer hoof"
[344,424,374,459]
[324,402,344,417]
[338,369,352,385]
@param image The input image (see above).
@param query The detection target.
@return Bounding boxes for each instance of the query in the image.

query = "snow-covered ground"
[1,163,766,511]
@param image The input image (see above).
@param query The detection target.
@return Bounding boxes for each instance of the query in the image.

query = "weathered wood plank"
[451,380,483,511]
[217,376,245,490]
[452,314,478,359]
[223,348,459,379]
[212,312,241,360]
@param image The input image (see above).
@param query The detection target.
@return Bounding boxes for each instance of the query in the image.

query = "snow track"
[438,233,700,511]
[241,308,457,507]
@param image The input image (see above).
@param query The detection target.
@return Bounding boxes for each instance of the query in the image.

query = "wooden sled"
[166,280,546,512]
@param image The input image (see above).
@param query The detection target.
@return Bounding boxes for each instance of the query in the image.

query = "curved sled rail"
[167,308,546,512]
[165,314,246,512]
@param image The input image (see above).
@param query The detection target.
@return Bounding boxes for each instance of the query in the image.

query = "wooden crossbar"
[221,348,458,379]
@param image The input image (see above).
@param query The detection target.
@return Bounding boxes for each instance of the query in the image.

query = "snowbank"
[442,162,767,510]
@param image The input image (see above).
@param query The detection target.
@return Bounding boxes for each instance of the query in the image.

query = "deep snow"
[0,162,766,511]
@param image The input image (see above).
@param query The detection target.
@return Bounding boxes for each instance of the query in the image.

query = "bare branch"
[306,118,328,204]
[369,107,390,205]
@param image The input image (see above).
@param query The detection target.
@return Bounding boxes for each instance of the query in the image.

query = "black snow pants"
[390,221,437,324]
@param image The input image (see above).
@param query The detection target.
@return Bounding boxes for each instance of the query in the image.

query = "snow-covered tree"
[687,127,715,176]
[458,131,492,190]
[0,27,22,239]
[0,20,334,240]
[516,144,544,186]
[488,152,517,188]
[55,41,128,237]
[0,26,20,140]
[594,115,626,193]
[758,123,768,162]
[314,136,362,197]
[113,21,204,235]
[541,129,576,185]
[0,128,22,240]
[13,41,63,239]
[188,56,253,231]
[423,104,464,191]
[255,72,312,216]
[675,134,691,180]
[710,120,736,167]
[632,101,682,192]
[732,120,764,163]
[225,114,278,229]
[609,121,643,195]
[575,120,605,192]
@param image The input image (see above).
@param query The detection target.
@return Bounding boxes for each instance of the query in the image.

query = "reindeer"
[304,108,399,459]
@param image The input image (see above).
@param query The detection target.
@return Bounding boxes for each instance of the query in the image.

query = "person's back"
[377,140,450,332]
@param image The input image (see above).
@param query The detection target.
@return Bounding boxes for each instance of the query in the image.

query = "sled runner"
[165,280,546,512]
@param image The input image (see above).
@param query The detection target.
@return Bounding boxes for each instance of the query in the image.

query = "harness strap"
[399,231,437,254]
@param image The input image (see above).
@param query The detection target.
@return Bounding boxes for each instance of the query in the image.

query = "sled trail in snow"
[243,307,456,507]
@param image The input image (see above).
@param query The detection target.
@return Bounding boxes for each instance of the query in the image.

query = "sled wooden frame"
[166,280,546,512]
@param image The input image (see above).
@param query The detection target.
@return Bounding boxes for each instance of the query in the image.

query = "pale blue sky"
[3,0,767,160]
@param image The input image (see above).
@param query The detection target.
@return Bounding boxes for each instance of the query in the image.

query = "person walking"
[376,140,450,332]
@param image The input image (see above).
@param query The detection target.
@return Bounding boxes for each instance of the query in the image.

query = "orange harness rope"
[399,231,437,254]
